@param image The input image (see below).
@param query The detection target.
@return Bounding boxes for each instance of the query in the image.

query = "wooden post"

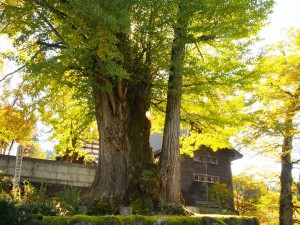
[12,145,24,190]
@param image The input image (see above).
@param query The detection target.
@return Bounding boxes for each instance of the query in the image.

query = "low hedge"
[42,215,259,225]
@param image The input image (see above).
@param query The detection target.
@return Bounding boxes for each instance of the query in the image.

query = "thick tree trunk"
[82,16,156,206]
[86,92,130,201]
[159,79,182,205]
[279,91,299,225]
[279,135,293,225]
[279,112,295,225]
[83,79,153,207]
[159,2,188,206]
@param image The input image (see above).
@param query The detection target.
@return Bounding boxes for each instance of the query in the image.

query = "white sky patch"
[232,0,300,178]
[259,0,300,44]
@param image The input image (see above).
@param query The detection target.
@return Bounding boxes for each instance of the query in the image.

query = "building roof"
[149,131,243,161]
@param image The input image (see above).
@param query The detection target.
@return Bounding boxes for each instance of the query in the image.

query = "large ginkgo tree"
[0,0,273,209]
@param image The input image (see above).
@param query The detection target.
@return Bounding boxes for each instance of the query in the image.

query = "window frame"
[193,173,220,183]
[193,155,218,165]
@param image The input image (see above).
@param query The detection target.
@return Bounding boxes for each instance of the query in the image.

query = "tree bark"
[81,9,156,205]
[82,40,154,206]
[84,91,129,201]
[278,83,300,225]
[8,140,15,155]
[159,1,188,206]
[279,135,293,225]
[83,86,153,203]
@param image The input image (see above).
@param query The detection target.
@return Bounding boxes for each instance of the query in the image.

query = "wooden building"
[180,145,242,210]
[83,132,242,210]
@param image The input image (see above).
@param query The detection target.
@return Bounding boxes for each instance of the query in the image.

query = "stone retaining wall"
[0,155,96,187]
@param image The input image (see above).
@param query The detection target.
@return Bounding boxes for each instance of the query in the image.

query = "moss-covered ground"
[43,214,259,225]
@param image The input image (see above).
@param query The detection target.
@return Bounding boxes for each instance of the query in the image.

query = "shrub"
[0,199,18,225]
[56,187,81,216]
[0,176,13,201]
[0,197,50,225]
[18,181,57,216]
[21,181,37,204]
[17,204,32,224]
[87,197,121,215]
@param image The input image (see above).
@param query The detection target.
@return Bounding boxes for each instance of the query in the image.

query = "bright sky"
[231,0,300,177]
[260,0,300,44]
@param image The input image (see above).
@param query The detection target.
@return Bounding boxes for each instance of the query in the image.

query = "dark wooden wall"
[180,146,236,210]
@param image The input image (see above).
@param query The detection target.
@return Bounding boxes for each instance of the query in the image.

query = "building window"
[193,173,220,183]
[193,156,218,165]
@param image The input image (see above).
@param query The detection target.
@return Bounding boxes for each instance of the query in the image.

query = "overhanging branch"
[186,34,216,44]
[31,2,65,43]
[36,40,66,49]
[0,65,25,83]
[0,48,44,83]
[33,0,68,19]
[292,159,300,164]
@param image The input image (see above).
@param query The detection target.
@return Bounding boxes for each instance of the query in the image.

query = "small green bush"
[56,187,81,216]
[0,199,18,225]
[0,199,50,225]
[17,204,34,225]
[0,176,13,200]
[87,198,121,215]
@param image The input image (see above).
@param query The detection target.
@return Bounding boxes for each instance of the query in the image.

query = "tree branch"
[93,72,117,114]
[32,3,65,43]
[118,78,126,101]
[292,159,300,164]
[36,40,66,49]
[0,65,25,83]
[1,12,26,33]
[194,42,204,60]
[0,48,44,83]
[33,0,68,19]
[186,34,216,44]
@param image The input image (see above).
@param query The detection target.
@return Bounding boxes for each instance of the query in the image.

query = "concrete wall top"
[0,155,97,169]
[0,155,97,187]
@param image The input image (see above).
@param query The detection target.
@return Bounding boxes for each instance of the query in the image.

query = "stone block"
[6,167,15,176]
[21,168,34,177]
[35,170,57,180]
[59,165,69,173]
[33,164,46,171]
[119,207,133,216]
[66,173,79,182]
[56,180,68,185]
[77,168,90,176]
[90,169,96,177]
[82,182,92,187]
[69,166,80,174]
[78,174,93,183]
[56,172,69,180]
[46,164,58,172]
